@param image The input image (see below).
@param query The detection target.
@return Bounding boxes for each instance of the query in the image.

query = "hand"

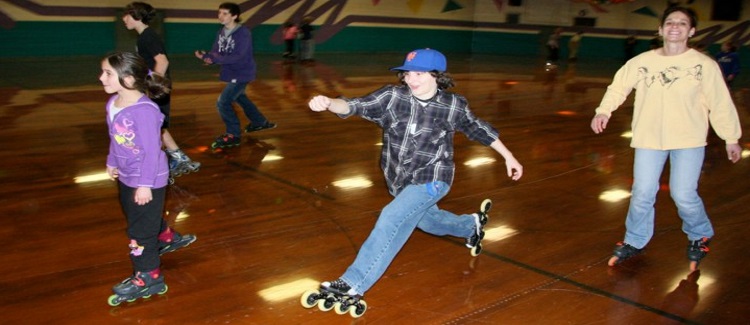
[726,143,742,163]
[134,187,153,206]
[591,114,609,134]
[309,95,331,112]
[505,157,523,181]
[106,166,119,180]
[194,50,206,59]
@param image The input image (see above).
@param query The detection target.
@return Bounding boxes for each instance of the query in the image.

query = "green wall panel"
[1,22,115,57]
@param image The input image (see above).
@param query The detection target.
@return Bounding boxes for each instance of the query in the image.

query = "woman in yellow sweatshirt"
[590,6,742,272]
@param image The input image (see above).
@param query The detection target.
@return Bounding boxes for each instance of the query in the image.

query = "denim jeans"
[624,147,713,249]
[217,82,267,136]
[341,181,477,295]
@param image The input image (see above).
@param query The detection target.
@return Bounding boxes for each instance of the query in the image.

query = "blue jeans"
[341,181,477,295]
[217,82,267,136]
[624,147,713,249]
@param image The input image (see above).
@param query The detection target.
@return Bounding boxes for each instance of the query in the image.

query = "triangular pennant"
[442,0,463,13]
[632,6,658,18]
[407,0,423,14]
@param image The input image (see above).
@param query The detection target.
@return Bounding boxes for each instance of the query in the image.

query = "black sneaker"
[244,122,277,133]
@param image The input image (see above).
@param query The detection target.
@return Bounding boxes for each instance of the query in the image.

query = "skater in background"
[546,27,562,64]
[305,48,523,312]
[195,2,276,150]
[590,6,742,271]
[282,18,298,59]
[122,2,200,181]
[715,41,740,88]
[99,52,196,306]
[568,31,583,62]
[299,16,315,63]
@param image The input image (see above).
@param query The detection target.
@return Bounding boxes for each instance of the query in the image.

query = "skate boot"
[300,279,367,318]
[244,121,277,133]
[687,237,710,272]
[211,133,240,150]
[465,199,492,256]
[158,227,197,255]
[166,149,201,179]
[107,269,168,306]
[607,241,643,266]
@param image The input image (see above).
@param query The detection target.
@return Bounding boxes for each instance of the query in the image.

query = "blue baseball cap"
[390,48,447,72]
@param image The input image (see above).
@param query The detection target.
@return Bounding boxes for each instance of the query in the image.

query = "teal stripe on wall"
[2,21,748,68]
[1,22,115,57]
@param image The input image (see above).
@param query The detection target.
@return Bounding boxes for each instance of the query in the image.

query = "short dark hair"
[124,2,156,24]
[219,2,242,23]
[661,6,697,29]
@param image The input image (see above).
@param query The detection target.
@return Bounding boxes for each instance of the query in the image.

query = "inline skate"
[107,269,167,306]
[158,227,197,255]
[466,199,492,256]
[607,241,643,266]
[300,279,367,318]
[166,149,200,179]
[211,133,240,150]
[687,237,710,272]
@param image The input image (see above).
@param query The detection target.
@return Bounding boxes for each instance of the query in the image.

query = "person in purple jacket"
[100,52,196,306]
[715,41,741,88]
[195,2,276,150]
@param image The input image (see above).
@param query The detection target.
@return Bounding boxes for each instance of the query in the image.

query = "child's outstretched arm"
[489,139,523,181]
[309,95,351,115]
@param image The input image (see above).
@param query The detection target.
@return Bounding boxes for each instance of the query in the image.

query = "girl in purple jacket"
[100,52,196,306]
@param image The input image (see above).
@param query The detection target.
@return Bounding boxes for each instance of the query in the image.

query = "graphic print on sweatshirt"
[636,64,702,88]
[114,117,141,154]
[218,33,236,53]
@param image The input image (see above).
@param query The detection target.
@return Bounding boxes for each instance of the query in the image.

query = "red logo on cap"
[406,51,417,62]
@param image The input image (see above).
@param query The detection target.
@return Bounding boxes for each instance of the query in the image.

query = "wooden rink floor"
[1,53,749,324]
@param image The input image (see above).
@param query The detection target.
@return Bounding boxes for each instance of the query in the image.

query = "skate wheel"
[480,199,492,215]
[607,256,619,266]
[168,178,175,185]
[350,300,367,318]
[107,294,122,307]
[159,284,169,295]
[333,302,348,315]
[318,296,335,311]
[300,290,319,309]
[471,244,482,257]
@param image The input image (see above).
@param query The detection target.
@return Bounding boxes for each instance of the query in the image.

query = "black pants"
[118,182,167,272]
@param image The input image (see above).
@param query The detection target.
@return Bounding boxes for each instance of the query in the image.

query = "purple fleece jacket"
[203,25,257,83]
[105,95,169,188]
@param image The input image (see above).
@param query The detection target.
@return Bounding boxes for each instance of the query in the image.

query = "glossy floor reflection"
[1,53,749,324]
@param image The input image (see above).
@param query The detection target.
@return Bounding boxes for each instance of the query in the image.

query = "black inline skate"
[107,269,167,306]
[607,241,643,266]
[158,227,197,255]
[166,149,201,180]
[687,237,710,272]
[211,133,240,150]
[301,279,367,318]
[466,199,492,256]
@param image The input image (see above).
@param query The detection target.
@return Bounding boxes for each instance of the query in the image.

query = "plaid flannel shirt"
[339,85,499,196]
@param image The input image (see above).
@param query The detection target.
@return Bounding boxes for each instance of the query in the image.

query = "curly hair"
[396,71,455,90]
